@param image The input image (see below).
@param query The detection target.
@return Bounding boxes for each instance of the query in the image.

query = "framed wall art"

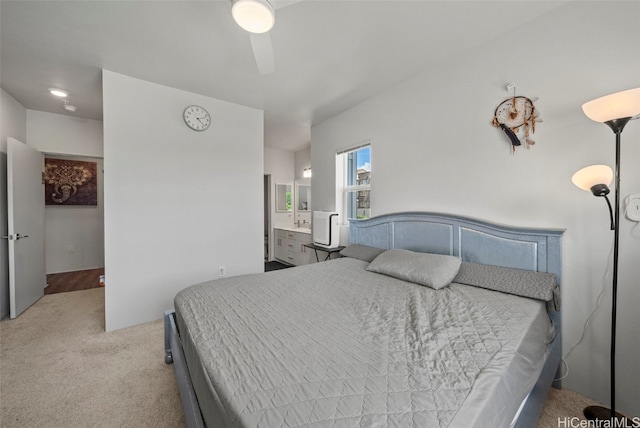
[44,158,98,206]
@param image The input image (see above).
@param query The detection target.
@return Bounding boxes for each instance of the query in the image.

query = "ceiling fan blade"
[271,0,305,10]
[249,32,275,74]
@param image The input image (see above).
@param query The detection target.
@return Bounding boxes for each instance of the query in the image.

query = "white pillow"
[366,249,461,289]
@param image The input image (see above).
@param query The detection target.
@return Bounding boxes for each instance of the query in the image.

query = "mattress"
[174,257,553,428]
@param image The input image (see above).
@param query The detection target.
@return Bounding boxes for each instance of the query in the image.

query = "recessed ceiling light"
[49,88,69,97]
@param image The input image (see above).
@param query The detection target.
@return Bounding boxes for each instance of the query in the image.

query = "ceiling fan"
[230,0,303,74]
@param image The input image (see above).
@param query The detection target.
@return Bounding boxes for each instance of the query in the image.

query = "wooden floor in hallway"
[45,267,105,294]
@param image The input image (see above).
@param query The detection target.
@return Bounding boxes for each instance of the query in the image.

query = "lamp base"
[584,405,634,427]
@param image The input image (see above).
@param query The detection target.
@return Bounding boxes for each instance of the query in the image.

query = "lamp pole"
[604,118,627,422]
[576,87,639,425]
[583,116,630,424]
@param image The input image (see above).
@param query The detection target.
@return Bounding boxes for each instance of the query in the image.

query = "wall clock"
[183,105,211,131]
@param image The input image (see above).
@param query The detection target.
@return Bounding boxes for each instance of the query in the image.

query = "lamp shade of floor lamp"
[573,87,640,425]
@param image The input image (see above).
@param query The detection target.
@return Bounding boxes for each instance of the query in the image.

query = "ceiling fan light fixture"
[232,0,275,34]
[62,100,77,112]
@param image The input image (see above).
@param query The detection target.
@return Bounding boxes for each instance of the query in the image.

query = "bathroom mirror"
[296,179,311,212]
[275,183,292,212]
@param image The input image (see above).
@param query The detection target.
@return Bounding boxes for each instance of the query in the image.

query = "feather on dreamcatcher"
[492,87,541,152]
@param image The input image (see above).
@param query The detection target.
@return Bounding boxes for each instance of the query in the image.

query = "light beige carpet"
[0,288,608,428]
[0,288,183,428]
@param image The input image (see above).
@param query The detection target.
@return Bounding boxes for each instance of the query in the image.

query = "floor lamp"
[571,87,640,424]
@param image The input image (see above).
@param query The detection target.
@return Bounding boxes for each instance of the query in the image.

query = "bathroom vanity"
[274,227,314,266]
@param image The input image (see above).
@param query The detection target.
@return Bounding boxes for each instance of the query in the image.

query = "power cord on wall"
[554,238,615,382]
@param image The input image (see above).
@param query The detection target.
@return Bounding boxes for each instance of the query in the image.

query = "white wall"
[27,110,103,157]
[294,145,311,180]
[27,111,105,274]
[0,89,27,319]
[311,1,640,417]
[103,70,264,331]
[294,146,312,225]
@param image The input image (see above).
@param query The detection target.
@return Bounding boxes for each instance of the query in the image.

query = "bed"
[164,212,564,428]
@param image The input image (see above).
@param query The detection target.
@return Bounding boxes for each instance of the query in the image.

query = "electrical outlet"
[219,266,225,277]
[625,194,640,221]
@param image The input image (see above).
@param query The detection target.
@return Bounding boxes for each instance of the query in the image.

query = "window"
[336,144,371,221]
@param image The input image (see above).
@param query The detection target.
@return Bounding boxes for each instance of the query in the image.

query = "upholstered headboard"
[349,212,565,282]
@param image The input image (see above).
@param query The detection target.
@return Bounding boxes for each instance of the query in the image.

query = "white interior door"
[6,138,45,318]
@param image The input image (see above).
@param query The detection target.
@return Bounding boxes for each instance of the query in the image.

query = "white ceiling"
[1,0,566,151]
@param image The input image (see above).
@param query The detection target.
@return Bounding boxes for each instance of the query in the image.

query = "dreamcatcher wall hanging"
[492,84,541,152]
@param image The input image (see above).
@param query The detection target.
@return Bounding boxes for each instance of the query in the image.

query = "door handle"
[1,234,29,240]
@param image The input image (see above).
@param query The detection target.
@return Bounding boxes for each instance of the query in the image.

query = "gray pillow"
[453,261,558,304]
[366,249,461,289]
[339,244,385,262]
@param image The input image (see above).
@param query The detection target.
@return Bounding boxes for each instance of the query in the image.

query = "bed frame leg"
[164,309,175,364]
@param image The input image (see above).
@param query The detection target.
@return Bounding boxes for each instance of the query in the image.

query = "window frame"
[336,143,371,224]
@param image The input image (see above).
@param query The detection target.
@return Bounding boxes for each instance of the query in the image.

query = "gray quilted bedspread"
[174,257,552,428]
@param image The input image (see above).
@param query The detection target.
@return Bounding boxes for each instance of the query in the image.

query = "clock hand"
[197,117,205,125]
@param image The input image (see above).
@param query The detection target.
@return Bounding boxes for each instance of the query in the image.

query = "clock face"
[183,105,211,131]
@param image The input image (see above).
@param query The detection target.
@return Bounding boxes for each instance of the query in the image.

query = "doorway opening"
[264,174,271,262]
[43,154,105,295]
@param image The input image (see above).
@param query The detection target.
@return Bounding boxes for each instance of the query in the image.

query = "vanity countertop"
[275,226,312,235]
